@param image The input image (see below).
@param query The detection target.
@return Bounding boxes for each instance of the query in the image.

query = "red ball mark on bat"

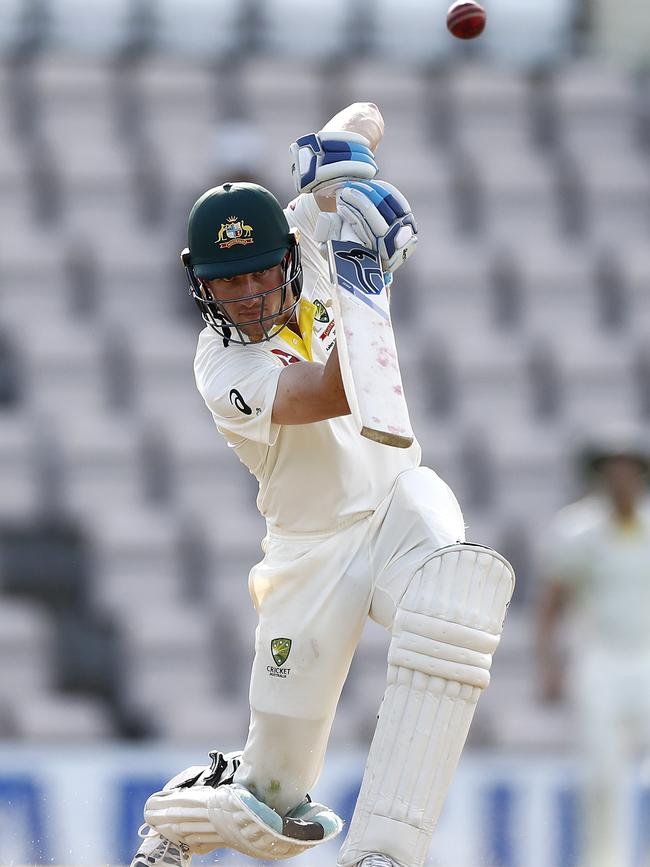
[393,385,403,396]
[377,347,396,368]
[446,0,486,39]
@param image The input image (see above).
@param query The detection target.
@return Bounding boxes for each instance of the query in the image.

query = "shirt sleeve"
[194,331,283,446]
[543,502,594,589]
[285,194,324,266]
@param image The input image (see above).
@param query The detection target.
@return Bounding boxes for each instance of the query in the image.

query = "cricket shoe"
[130,823,191,867]
[356,856,398,867]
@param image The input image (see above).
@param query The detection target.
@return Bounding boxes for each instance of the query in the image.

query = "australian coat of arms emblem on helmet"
[216,216,254,249]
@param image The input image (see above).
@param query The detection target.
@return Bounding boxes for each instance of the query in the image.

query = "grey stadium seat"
[0,0,27,57]
[117,602,224,717]
[46,0,134,57]
[0,413,42,521]
[479,0,574,67]
[10,693,115,740]
[410,237,494,328]
[156,695,250,746]
[515,240,601,336]
[447,63,533,151]
[127,322,206,422]
[152,0,242,61]
[51,412,148,516]
[438,331,532,424]
[481,420,573,522]
[0,599,55,701]
[257,0,353,62]
[83,506,185,615]
[578,152,650,244]
[372,0,454,65]
[620,243,650,338]
[476,149,560,243]
[535,332,639,428]
[551,61,637,154]
[18,320,110,416]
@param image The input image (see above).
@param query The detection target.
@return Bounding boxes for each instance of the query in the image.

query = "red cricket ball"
[446,0,486,39]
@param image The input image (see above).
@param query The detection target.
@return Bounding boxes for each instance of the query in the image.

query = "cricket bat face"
[327,239,414,449]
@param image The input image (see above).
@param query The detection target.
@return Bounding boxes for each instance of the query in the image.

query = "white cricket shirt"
[194,193,420,532]
[546,494,650,649]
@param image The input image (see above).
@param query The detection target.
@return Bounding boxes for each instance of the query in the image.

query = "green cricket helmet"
[580,428,650,479]
[181,182,302,345]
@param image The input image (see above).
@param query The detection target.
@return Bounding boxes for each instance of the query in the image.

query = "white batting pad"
[338,544,515,867]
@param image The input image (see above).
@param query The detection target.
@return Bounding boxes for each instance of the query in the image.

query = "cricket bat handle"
[340,222,361,244]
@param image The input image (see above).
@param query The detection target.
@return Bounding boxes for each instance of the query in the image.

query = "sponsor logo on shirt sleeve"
[229,388,253,415]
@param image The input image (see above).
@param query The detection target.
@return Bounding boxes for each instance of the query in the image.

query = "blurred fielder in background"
[130,102,514,867]
[539,432,650,867]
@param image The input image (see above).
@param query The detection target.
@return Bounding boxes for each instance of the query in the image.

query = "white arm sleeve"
[285,193,333,271]
[542,499,600,589]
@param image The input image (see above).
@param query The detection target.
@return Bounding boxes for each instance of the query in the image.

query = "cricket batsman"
[130,103,515,867]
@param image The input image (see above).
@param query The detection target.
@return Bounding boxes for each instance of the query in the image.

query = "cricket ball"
[446,0,486,39]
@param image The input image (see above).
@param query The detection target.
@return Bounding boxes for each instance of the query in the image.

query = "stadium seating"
[0,2,645,746]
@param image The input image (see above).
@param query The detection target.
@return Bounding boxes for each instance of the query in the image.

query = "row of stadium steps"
[0,52,647,743]
[0,64,650,248]
[0,0,577,68]
[2,317,646,517]
[1,58,650,245]
[0,483,265,742]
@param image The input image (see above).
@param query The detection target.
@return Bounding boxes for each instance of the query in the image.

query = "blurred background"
[1,0,650,864]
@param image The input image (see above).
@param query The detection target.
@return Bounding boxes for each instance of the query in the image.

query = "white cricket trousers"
[233,466,465,816]
[573,645,650,867]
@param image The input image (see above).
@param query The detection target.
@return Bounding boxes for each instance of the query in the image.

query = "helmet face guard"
[182,231,303,346]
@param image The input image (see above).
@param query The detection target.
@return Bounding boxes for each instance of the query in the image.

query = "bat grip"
[340,223,360,243]
[338,223,389,288]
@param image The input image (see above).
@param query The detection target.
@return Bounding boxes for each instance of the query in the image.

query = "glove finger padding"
[290,130,378,194]
[313,211,367,260]
[337,180,418,273]
[145,787,226,854]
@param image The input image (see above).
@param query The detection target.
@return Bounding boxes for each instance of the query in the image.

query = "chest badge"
[314,299,330,323]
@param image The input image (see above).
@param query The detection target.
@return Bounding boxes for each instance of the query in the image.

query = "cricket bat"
[327,235,414,449]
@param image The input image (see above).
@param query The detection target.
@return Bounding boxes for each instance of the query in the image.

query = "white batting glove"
[313,180,418,274]
[289,130,378,194]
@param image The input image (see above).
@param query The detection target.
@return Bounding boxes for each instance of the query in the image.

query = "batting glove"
[289,130,378,194]
[314,179,418,274]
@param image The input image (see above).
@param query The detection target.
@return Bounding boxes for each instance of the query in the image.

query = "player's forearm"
[538,587,559,652]
[537,583,567,674]
[314,103,384,213]
[272,344,350,425]
[321,102,384,151]
[322,342,350,416]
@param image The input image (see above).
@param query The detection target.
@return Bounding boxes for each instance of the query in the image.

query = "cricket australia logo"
[216,216,254,249]
[271,637,292,666]
[314,299,330,323]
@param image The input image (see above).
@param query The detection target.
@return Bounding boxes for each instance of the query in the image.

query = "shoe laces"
[136,824,190,866]
[359,856,396,867]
